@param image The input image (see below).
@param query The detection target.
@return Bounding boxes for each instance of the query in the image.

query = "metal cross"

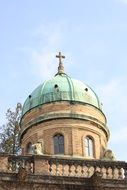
[56,52,65,64]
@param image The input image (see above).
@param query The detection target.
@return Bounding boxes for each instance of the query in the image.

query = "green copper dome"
[22,73,102,116]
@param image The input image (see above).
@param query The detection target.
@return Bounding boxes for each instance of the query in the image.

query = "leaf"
[0,103,22,154]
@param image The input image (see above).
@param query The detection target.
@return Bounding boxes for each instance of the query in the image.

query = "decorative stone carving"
[32,141,43,155]
[102,149,116,161]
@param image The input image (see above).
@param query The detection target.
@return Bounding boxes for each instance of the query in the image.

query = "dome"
[20,53,109,160]
[22,73,102,116]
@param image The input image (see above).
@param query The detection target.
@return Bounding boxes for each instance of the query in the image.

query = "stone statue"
[102,149,116,161]
[32,141,43,155]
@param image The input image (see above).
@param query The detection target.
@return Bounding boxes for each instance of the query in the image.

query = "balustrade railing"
[8,155,34,174]
[6,154,127,180]
[47,157,127,180]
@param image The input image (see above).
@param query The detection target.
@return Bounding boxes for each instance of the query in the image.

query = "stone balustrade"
[48,157,127,180]
[3,154,127,180]
[8,155,34,173]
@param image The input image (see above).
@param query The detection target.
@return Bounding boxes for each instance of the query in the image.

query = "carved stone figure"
[102,149,116,161]
[32,142,43,155]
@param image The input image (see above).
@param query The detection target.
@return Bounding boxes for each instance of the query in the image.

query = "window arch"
[53,134,64,154]
[84,136,94,157]
[27,142,33,154]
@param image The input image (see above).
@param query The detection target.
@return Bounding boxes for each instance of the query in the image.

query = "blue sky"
[0,0,127,161]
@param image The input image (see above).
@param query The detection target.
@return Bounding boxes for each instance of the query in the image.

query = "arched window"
[85,136,94,157]
[53,134,64,154]
[27,142,33,154]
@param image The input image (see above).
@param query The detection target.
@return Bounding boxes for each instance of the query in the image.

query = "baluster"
[64,164,69,176]
[81,163,84,177]
[12,161,16,172]
[26,161,32,173]
[24,160,28,172]
[56,162,59,176]
[112,167,114,179]
[107,167,113,179]
[114,167,119,179]
[101,167,106,179]
[68,164,72,176]
[8,161,12,171]
[74,164,78,177]
[58,164,62,176]
[112,166,115,179]
[83,165,88,177]
[78,165,82,177]
[106,167,109,179]
[95,166,100,173]
[90,166,94,177]
[15,160,19,172]
[85,165,89,178]
[114,166,120,179]
[48,161,52,174]
[68,163,72,176]
[99,166,103,178]
[124,167,127,179]
[118,167,123,179]
[72,164,76,176]
[30,162,34,173]
[22,159,25,168]
[62,163,65,176]
[87,165,91,177]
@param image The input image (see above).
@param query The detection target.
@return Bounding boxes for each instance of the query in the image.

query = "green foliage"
[0,103,22,155]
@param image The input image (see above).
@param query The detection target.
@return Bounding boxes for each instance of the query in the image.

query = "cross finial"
[56,52,65,64]
[56,52,65,74]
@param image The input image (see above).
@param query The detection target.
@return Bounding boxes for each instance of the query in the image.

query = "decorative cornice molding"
[19,112,110,142]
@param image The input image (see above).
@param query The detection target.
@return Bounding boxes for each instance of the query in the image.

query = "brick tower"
[0,52,126,190]
[20,52,109,160]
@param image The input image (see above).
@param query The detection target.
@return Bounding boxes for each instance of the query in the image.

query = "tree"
[0,103,22,155]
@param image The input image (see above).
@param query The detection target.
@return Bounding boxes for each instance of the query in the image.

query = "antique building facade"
[0,52,127,190]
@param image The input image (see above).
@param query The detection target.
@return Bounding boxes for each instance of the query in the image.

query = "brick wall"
[21,101,108,159]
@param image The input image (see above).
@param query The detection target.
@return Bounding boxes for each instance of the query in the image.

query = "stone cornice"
[19,112,110,142]
[21,101,107,123]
